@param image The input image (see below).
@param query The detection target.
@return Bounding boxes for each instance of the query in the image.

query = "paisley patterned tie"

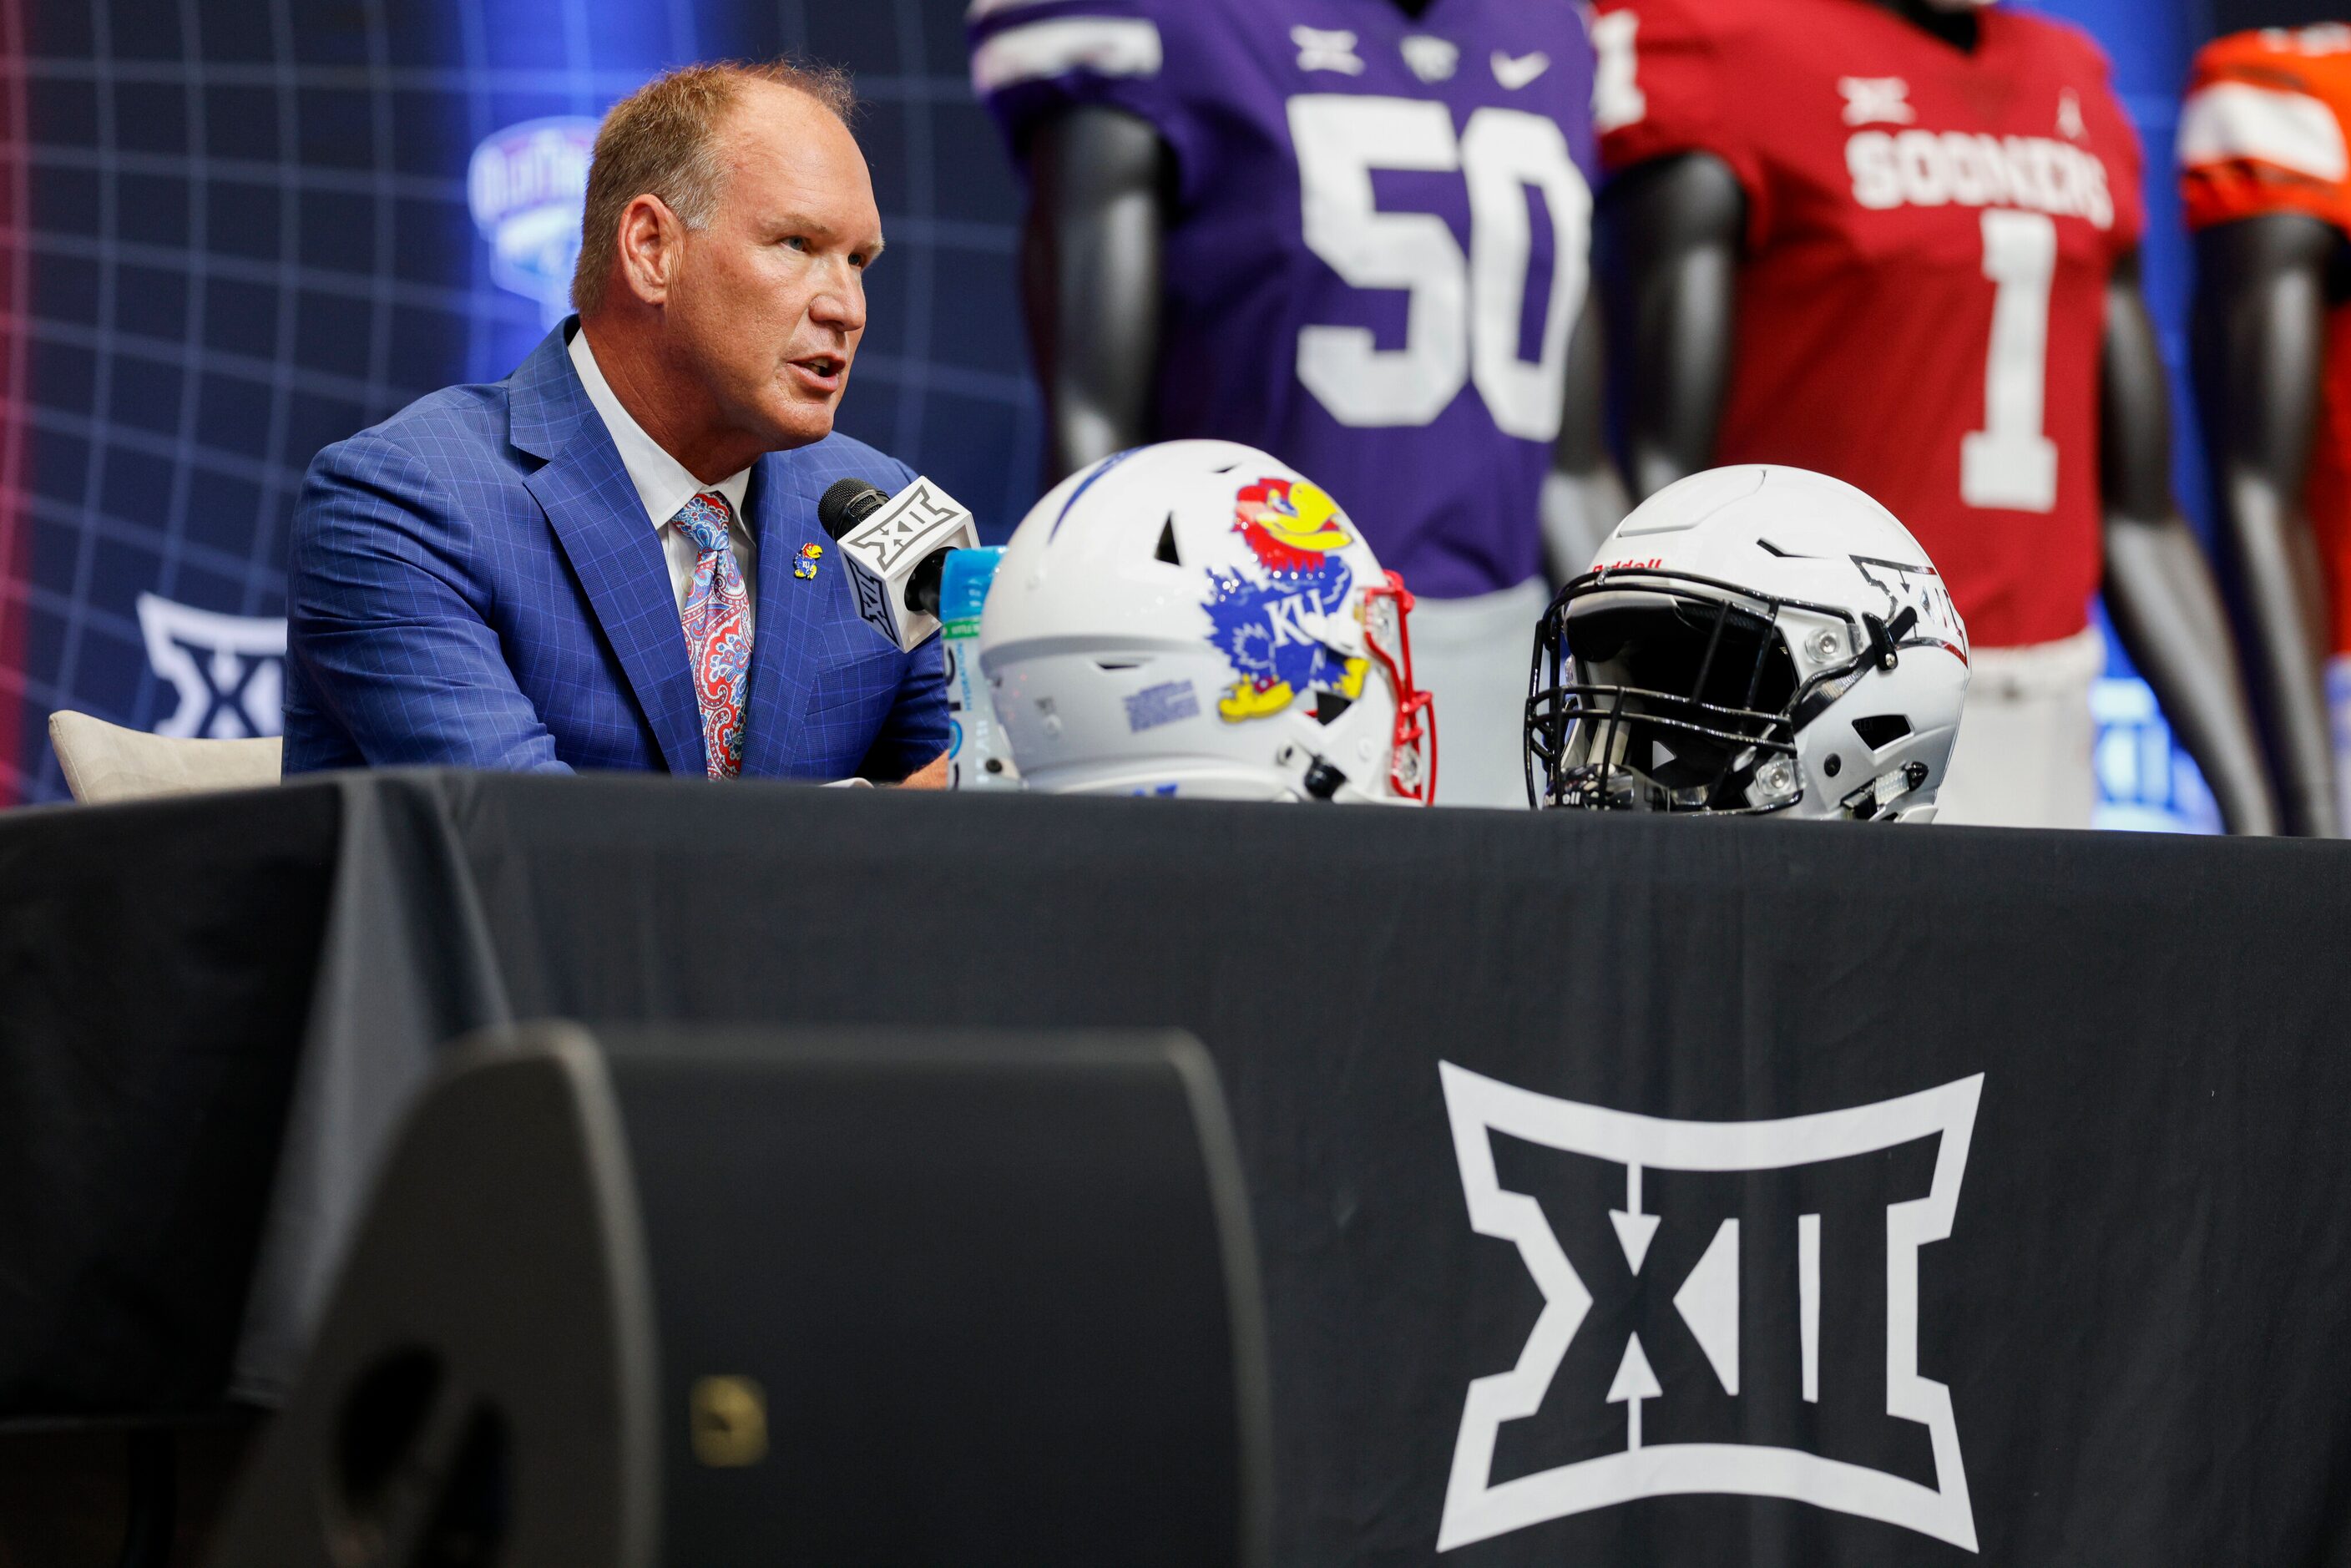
[672,491,751,778]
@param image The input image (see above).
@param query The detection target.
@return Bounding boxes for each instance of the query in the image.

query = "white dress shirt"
[569,326,757,633]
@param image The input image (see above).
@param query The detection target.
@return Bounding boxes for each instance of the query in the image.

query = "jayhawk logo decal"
[1201,478,1370,721]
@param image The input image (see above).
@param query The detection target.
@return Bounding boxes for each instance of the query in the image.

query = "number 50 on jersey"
[1290,95,1591,442]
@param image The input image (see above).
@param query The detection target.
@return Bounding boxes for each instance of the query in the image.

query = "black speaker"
[207,1024,1272,1567]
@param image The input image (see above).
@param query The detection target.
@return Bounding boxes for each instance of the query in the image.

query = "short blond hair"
[571,59,858,316]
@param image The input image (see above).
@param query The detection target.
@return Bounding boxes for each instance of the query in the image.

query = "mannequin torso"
[983,0,1627,588]
[2184,24,2351,835]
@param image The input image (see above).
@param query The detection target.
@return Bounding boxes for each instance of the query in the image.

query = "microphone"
[817,477,888,535]
[816,475,983,650]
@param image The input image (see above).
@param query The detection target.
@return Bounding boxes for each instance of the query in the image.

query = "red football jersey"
[2181,26,2351,655]
[1594,0,2144,649]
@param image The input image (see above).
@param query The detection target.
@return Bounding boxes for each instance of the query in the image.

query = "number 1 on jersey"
[1961,210,2060,514]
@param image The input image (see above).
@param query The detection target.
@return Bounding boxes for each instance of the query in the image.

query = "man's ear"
[614,193,684,306]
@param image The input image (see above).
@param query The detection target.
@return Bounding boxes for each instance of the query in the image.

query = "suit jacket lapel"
[513,328,705,776]
[738,449,827,777]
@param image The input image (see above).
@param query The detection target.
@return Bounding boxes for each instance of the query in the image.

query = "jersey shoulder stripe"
[2182,30,2351,234]
[2180,82,2348,181]
[971,15,1164,94]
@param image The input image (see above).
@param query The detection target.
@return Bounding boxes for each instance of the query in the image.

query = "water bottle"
[938,548,1020,791]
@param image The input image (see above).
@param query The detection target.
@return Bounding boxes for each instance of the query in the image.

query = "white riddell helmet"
[1526,465,1970,822]
[978,440,1435,802]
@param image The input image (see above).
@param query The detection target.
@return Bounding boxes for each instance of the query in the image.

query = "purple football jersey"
[971,0,1601,600]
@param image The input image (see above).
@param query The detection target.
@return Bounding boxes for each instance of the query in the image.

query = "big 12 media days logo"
[468,117,600,328]
[1435,1064,1983,1553]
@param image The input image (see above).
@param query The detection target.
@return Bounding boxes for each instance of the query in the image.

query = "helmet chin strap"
[1839,761,1933,822]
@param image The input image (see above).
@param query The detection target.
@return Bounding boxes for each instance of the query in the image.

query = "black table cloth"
[5,770,2348,1564]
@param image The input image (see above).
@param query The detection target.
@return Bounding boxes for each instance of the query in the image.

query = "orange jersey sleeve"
[2181,28,2351,235]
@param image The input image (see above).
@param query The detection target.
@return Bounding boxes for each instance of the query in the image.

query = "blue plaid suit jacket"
[284,322,948,781]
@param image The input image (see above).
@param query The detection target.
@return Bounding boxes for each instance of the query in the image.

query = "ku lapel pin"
[795,541,822,580]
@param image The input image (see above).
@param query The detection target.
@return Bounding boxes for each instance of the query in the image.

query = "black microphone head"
[818,478,892,541]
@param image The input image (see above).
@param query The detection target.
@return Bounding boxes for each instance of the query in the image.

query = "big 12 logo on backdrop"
[137,594,286,739]
[1435,1064,1983,1553]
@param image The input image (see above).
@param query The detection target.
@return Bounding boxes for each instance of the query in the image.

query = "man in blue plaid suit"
[285,60,948,783]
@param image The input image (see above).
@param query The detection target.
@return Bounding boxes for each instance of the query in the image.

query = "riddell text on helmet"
[1845,130,2115,230]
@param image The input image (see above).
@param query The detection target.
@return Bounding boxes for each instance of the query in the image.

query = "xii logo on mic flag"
[837,477,982,651]
[857,478,971,573]
[1435,1064,1983,1553]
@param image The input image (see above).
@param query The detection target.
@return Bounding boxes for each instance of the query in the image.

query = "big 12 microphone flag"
[0,0,1042,802]
[817,475,983,652]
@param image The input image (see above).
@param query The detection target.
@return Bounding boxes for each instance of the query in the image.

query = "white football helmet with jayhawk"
[979,441,1435,802]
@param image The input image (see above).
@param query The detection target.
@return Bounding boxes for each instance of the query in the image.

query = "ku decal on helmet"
[1206,477,1370,721]
[1526,465,1969,822]
[978,441,1435,802]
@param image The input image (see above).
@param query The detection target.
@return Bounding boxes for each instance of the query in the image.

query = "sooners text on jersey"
[970,0,1598,600]
[1595,0,2145,649]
